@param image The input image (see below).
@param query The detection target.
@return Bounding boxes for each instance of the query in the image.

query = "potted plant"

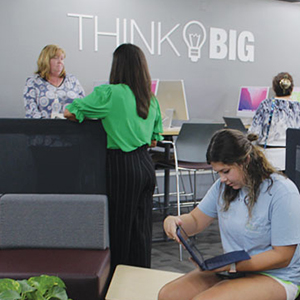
[0,274,72,300]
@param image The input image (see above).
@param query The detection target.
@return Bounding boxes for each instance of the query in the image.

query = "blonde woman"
[24,44,85,118]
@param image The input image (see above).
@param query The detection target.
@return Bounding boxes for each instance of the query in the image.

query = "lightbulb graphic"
[183,21,207,62]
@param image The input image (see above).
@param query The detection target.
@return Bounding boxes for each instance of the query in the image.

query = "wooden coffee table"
[105,265,184,300]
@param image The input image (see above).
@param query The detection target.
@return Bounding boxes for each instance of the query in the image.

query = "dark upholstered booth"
[0,194,110,300]
[0,119,110,300]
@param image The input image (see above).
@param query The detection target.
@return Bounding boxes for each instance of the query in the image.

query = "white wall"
[1,0,300,120]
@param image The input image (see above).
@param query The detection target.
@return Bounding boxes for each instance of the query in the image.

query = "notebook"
[176,226,250,271]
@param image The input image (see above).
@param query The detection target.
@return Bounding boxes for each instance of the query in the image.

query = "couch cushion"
[0,194,109,249]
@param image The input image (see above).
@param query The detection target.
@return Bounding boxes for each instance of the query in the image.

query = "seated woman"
[24,44,85,118]
[159,129,300,300]
[248,72,300,170]
[249,72,300,147]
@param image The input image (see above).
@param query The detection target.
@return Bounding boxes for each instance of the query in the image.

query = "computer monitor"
[151,79,159,95]
[156,80,189,128]
[291,87,300,102]
[236,86,269,118]
[223,117,247,134]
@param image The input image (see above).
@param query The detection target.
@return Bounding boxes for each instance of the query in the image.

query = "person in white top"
[249,72,300,147]
[248,72,300,170]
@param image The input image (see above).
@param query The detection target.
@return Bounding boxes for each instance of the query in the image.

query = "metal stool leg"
[173,143,183,261]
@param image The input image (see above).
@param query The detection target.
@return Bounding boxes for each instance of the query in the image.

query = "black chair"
[156,123,224,259]
[172,122,224,209]
[286,128,300,191]
[157,123,225,212]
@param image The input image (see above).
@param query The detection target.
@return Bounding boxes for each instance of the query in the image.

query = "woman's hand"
[164,209,215,244]
[63,109,78,122]
[163,215,182,242]
[208,264,231,273]
[150,140,157,147]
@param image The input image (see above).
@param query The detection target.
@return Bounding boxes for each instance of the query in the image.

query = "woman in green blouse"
[64,43,163,273]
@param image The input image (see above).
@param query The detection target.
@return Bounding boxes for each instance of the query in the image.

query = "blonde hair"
[35,44,66,80]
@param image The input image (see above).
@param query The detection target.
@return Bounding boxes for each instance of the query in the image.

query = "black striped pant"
[106,145,155,273]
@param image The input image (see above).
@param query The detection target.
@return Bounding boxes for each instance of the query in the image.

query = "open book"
[176,226,251,271]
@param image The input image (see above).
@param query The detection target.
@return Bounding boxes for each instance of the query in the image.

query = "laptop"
[223,117,248,134]
[177,226,250,271]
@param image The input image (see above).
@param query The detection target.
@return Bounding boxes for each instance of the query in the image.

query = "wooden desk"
[162,126,181,136]
[105,265,183,300]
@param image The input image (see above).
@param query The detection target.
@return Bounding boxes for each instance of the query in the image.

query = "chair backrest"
[175,123,225,163]
[0,194,109,249]
[286,128,300,192]
[223,117,247,134]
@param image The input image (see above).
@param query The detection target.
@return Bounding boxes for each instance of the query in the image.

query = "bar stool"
[158,122,224,260]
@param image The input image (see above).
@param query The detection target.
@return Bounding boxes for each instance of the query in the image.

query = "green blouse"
[66,84,164,152]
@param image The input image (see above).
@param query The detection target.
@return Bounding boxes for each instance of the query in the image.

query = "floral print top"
[24,74,85,118]
[248,98,300,146]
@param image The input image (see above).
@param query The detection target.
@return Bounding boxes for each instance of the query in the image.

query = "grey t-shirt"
[198,173,300,285]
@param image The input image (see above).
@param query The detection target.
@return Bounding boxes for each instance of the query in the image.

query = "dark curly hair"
[206,129,282,217]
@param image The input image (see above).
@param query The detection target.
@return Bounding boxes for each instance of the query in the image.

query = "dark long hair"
[206,129,281,217]
[109,43,152,119]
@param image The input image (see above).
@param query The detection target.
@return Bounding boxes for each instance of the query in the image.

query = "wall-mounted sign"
[67,13,255,63]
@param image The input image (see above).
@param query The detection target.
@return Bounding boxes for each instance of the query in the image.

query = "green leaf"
[28,275,66,295]
[0,279,21,293]
[0,290,21,300]
[17,280,36,294]
[0,275,70,300]
[45,286,68,300]
[26,289,46,300]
